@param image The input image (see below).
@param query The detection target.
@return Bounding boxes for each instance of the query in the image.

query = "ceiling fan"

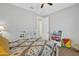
[41,3,53,8]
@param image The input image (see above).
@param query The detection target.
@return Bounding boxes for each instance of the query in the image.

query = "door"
[37,16,49,40]
[42,17,49,40]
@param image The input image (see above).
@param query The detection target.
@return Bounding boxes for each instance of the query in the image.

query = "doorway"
[37,16,49,40]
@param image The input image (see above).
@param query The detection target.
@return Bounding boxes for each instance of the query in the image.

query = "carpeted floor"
[59,47,79,56]
[9,39,79,56]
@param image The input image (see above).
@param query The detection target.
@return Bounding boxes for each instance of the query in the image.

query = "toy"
[62,38,71,48]
[51,30,62,41]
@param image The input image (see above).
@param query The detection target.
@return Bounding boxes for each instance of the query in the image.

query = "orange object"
[0,36,10,56]
[62,38,71,48]
[0,47,9,56]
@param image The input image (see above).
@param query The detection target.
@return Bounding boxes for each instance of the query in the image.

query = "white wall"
[0,3,37,42]
[49,4,79,44]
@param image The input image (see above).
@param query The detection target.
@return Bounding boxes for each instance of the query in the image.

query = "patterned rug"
[9,39,54,56]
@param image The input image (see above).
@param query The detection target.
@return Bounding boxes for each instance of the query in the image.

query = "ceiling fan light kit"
[41,3,53,8]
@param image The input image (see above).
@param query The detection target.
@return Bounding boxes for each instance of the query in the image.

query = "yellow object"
[0,47,9,56]
[0,35,10,56]
[65,41,71,48]
[62,38,71,48]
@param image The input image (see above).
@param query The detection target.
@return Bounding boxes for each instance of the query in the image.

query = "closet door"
[37,16,49,40]
[37,16,43,39]
[42,17,49,40]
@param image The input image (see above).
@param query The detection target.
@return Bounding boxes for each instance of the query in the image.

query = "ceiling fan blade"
[41,4,44,8]
[47,3,53,6]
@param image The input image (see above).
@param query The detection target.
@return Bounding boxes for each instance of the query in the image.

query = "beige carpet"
[59,47,79,56]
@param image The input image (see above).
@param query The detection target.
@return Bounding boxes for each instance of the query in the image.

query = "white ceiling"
[11,3,75,17]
